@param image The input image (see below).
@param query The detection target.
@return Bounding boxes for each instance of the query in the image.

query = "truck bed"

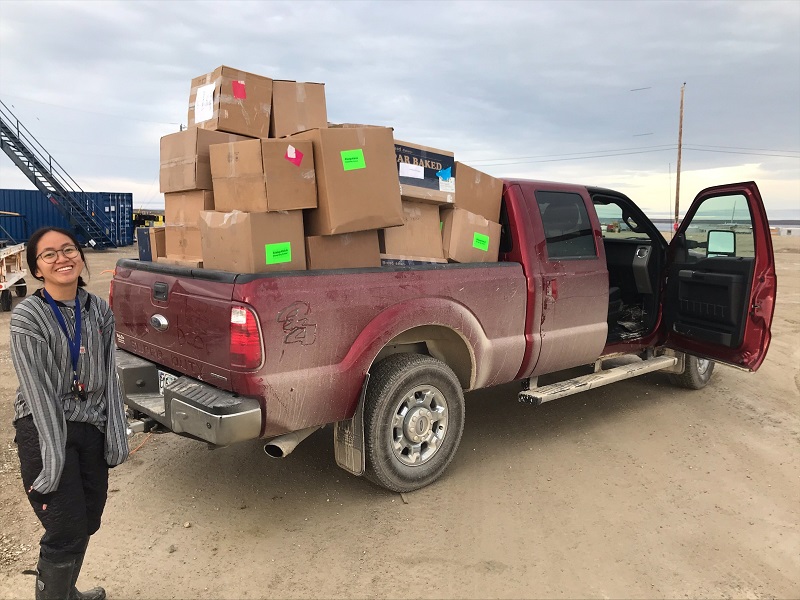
[113,259,528,437]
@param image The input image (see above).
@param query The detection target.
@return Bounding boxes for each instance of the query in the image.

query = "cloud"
[1,0,798,217]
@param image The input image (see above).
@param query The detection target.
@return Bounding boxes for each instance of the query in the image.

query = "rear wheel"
[364,353,465,493]
[0,289,11,312]
[15,279,27,297]
[668,354,715,389]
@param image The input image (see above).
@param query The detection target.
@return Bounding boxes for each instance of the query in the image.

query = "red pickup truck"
[112,179,776,492]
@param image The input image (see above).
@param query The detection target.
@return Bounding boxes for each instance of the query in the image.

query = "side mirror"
[623,214,641,232]
[707,230,736,257]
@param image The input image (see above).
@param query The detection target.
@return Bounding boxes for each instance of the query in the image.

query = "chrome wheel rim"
[696,358,711,376]
[390,385,449,466]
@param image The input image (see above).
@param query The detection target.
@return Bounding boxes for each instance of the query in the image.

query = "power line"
[5,91,796,162]
[684,143,800,154]
[468,141,799,165]
[1,93,181,126]
[471,145,799,167]
[683,147,799,159]
[476,148,675,166]
[468,144,676,164]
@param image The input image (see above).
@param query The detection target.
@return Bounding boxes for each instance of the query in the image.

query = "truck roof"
[501,178,592,195]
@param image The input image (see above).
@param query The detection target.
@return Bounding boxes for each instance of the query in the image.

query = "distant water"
[651,219,799,232]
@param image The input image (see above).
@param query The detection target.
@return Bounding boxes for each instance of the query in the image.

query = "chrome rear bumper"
[116,349,262,446]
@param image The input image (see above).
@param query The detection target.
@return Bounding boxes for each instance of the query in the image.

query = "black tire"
[15,279,27,297]
[0,289,11,312]
[668,354,715,390]
[364,353,465,493]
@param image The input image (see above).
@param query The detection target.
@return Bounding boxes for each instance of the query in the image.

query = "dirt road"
[1,239,798,599]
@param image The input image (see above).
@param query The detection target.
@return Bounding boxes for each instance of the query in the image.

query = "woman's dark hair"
[26,227,89,287]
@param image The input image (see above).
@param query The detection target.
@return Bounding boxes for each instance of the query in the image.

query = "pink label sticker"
[231,80,246,99]
[285,145,303,166]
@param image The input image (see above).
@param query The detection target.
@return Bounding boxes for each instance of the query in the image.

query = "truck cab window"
[535,191,596,259]
[682,194,754,262]
[595,203,651,240]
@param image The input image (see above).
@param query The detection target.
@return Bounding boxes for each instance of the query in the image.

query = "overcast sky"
[1,0,798,219]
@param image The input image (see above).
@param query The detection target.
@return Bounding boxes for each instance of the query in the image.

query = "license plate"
[158,370,178,396]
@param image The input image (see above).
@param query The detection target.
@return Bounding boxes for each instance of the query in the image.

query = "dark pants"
[15,416,109,563]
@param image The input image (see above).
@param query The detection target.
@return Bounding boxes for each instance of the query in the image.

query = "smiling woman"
[27,231,88,298]
[9,227,129,600]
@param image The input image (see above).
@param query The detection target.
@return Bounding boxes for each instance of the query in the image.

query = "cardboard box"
[395,139,455,206]
[270,80,328,138]
[380,254,448,267]
[305,231,381,270]
[210,139,316,212]
[199,210,306,274]
[453,162,503,223]
[165,224,202,259]
[378,201,444,259]
[441,207,501,263]
[160,128,250,193]
[290,127,404,236]
[164,190,214,226]
[150,227,166,260]
[157,256,203,268]
[188,66,273,138]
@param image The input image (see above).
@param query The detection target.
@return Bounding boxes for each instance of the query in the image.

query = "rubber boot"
[35,556,74,600]
[69,551,106,600]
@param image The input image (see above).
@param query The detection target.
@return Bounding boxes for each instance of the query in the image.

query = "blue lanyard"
[43,289,82,382]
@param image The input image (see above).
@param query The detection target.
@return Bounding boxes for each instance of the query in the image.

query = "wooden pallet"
[0,243,27,310]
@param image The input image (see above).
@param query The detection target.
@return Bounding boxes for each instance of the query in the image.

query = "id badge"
[72,380,87,401]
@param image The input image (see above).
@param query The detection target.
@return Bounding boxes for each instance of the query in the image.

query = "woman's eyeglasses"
[37,245,80,264]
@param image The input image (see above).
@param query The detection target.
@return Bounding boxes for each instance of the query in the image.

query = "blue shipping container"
[0,189,134,246]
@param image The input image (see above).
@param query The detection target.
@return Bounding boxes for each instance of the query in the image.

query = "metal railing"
[0,99,116,243]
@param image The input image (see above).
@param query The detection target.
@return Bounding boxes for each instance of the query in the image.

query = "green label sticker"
[341,149,366,171]
[440,221,443,231]
[472,232,490,251]
[265,242,292,264]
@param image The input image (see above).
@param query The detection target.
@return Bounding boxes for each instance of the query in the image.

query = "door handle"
[153,282,169,301]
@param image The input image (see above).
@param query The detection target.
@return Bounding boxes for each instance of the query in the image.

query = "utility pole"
[674,83,686,231]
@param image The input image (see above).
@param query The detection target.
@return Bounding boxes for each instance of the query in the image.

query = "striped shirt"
[10,288,129,495]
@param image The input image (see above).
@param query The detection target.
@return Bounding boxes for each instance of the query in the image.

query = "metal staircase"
[0,100,117,248]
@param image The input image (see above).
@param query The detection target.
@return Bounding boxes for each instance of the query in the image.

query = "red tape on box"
[285,145,304,166]
[231,80,247,99]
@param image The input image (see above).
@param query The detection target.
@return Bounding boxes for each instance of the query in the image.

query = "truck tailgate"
[112,259,238,390]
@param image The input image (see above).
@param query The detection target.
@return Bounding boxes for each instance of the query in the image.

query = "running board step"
[519,355,678,405]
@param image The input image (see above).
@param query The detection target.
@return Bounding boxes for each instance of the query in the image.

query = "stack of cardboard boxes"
[149,64,505,273]
[292,125,403,269]
[201,137,316,273]
[442,163,503,263]
[159,128,249,266]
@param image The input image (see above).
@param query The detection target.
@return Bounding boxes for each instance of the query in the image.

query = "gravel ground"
[1,238,798,600]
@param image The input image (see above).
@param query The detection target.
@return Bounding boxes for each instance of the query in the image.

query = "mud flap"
[660,348,687,374]
[334,374,368,476]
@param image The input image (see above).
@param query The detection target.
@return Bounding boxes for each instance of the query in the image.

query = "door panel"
[671,259,753,347]
[523,187,608,375]
[664,182,775,370]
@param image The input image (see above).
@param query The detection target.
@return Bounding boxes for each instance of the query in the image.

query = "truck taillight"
[230,306,262,370]
[108,274,115,309]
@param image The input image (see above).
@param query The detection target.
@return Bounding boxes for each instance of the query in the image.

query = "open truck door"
[663,182,776,371]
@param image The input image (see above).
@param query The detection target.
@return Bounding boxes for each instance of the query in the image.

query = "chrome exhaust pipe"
[263,426,322,458]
